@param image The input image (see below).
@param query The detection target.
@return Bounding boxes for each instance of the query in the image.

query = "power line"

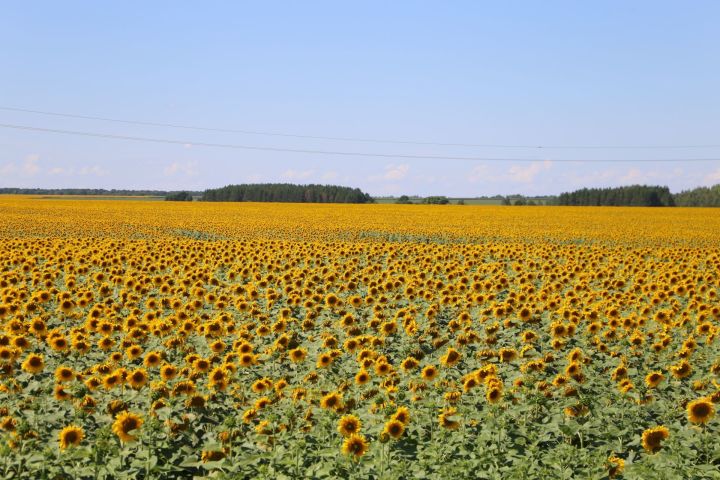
[1,122,719,163]
[1,105,719,150]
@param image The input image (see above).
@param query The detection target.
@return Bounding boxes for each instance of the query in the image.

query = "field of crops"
[0,196,719,479]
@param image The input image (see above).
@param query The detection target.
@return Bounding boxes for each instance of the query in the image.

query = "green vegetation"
[558,185,675,206]
[422,196,450,204]
[202,183,373,203]
[674,184,720,207]
[165,191,194,202]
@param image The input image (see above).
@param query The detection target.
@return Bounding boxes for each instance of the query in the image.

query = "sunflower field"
[0,196,719,479]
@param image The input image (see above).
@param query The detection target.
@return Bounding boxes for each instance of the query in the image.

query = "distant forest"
[557,185,675,206]
[201,183,373,203]
[674,184,720,207]
[556,184,720,207]
[4,183,720,207]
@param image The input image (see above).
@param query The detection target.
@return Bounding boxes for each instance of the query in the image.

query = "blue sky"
[1,1,719,196]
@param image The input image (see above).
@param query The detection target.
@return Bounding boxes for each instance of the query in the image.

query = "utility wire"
[1,106,719,150]
[1,123,719,163]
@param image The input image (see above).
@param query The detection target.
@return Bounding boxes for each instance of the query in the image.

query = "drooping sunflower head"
[687,398,715,424]
[645,371,665,389]
[58,425,84,450]
[112,411,143,442]
[320,392,343,411]
[641,426,669,453]
[392,406,411,425]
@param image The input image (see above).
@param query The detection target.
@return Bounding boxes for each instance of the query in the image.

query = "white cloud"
[282,169,315,180]
[467,165,489,183]
[321,171,338,181]
[164,161,198,176]
[78,165,108,176]
[384,163,409,180]
[704,168,720,184]
[0,163,17,175]
[369,163,409,182]
[23,154,40,175]
[620,168,644,183]
[507,160,552,183]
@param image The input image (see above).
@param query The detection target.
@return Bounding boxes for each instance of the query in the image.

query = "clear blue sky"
[1,1,719,196]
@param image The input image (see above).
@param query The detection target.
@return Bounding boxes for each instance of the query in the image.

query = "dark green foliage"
[202,183,373,203]
[395,195,413,204]
[422,196,450,204]
[674,184,720,206]
[165,191,194,201]
[557,185,675,206]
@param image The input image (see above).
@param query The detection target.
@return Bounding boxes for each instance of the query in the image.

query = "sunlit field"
[1,196,719,479]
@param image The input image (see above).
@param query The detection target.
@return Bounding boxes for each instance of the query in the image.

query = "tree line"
[674,184,720,207]
[557,185,675,206]
[201,183,374,203]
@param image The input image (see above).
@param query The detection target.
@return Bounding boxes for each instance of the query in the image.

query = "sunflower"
[127,368,148,389]
[320,392,343,411]
[374,361,392,376]
[645,371,665,389]
[289,347,307,363]
[607,456,625,478]
[670,360,692,379]
[440,348,461,367]
[355,369,371,385]
[160,364,178,381]
[400,357,419,371]
[498,348,517,363]
[125,345,143,360]
[421,365,438,381]
[54,366,75,383]
[337,415,362,437]
[58,425,84,449]
[239,353,256,367]
[54,385,71,401]
[341,433,368,459]
[21,353,44,374]
[383,419,405,439]
[112,411,143,442]
[49,336,69,352]
[208,367,228,391]
[687,397,715,424]
[486,386,502,404]
[317,352,333,369]
[392,406,411,425]
[143,351,162,368]
[438,408,460,430]
[193,358,211,373]
[641,426,669,453]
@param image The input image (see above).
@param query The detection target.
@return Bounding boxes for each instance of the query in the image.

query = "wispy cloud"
[507,160,553,183]
[370,163,410,182]
[282,169,315,180]
[164,161,199,176]
[23,154,41,175]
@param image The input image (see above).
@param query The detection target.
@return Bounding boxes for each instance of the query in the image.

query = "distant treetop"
[201,183,373,203]
[557,185,675,207]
